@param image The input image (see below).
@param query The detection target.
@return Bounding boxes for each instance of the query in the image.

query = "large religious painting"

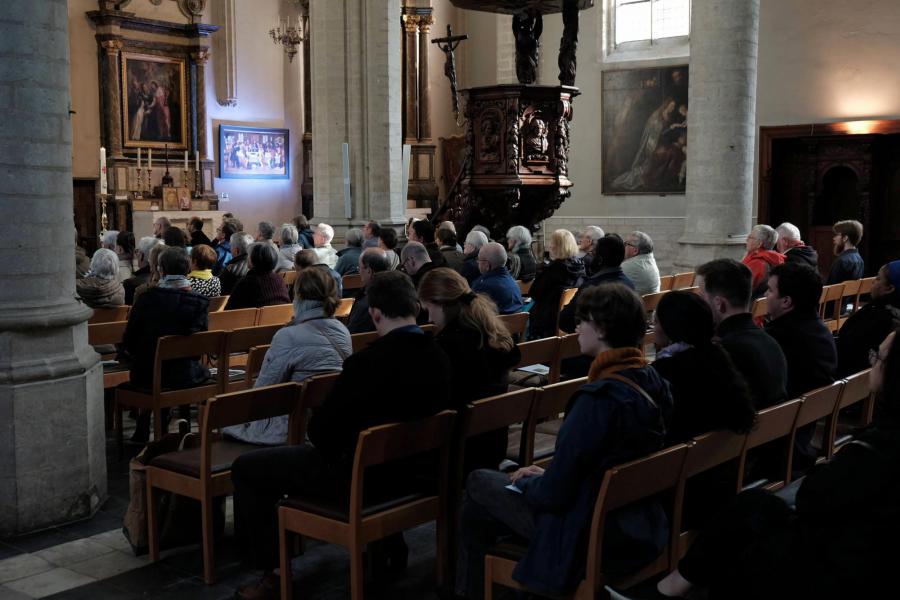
[121,52,188,149]
[602,66,688,194]
[219,125,290,179]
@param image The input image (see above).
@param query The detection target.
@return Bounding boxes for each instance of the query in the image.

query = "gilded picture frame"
[121,52,188,150]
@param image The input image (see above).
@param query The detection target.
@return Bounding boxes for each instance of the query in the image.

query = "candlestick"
[183,151,188,171]
[99,146,107,196]
[148,148,152,170]
[195,150,199,172]
[137,147,141,169]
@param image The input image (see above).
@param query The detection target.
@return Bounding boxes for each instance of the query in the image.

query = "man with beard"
[827,220,864,284]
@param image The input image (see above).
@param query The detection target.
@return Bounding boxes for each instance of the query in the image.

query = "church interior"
[1,0,899,598]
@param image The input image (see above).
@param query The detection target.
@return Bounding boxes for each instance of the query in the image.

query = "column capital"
[192,48,210,65]
[402,14,419,33]
[100,38,123,55]
[418,15,434,33]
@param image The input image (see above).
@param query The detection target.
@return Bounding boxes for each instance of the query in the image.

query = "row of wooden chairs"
[88,295,230,324]
[747,275,876,330]
[659,271,696,292]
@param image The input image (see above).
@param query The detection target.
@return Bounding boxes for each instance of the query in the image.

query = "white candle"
[100,146,107,195]
[148,148,152,169]
[184,150,188,170]
[137,147,141,169]
[195,150,200,171]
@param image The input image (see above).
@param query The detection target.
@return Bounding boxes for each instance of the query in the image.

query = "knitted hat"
[887,260,900,292]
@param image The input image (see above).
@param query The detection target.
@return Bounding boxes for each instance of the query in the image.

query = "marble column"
[402,14,419,144]
[101,39,124,157]
[676,0,760,269]
[0,0,105,536]
[193,49,211,160]
[418,14,434,143]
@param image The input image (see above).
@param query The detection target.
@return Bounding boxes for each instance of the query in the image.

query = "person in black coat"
[188,216,212,247]
[230,271,453,596]
[527,229,585,340]
[505,225,537,282]
[419,267,521,473]
[460,230,489,284]
[408,219,447,267]
[776,222,818,270]
[224,242,290,310]
[836,260,900,377]
[826,219,865,284]
[346,247,390,334]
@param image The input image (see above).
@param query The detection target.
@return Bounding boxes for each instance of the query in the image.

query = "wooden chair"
[642,291,668,313]
[751,297,768,320]
[351,330,379,353]
[514,336,560,372]
[342,273,363,294]
[89,305,130,324]
[837,279,862,329]
[115,331,227,444]
[550,333,583,384]
[88,321,131,385]
[556,287,578,335]
[335,297,354,321]
[522,377,587,467]
[788,380,844,473]
[483,444,690,600]
[222,325,283,392]
[208,308,257,331]
[856,276,876,307]
[146,382,304,584]
[517,279,534,296]
[818,283,844,332]
[738,399,803,491]
[278,410,457,600]
[257,304,294,326]
[206,296,229,313]
[498,312,529,338]
[658,275,674,292]
[243,344,270,389]
[281,270,298,288]
[830,369,874,455]
[671,272,695,289]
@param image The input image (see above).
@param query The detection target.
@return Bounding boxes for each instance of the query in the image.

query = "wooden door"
[73,178,98,254]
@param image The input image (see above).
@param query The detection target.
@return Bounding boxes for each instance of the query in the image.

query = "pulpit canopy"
[449,0,594,15]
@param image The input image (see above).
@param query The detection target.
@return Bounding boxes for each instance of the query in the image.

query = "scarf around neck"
[587,347,648,382]
[159,274,192,291]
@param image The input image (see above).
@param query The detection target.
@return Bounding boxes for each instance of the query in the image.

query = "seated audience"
[827,219,865,284]
[621,230,661,295]
[213,219,237,274]
[346,247,390,333]
[505,225,537,281]
[224,267,351,446]
[152,216,170,239]
[576,225,605,271]
[255,221,275,243]
[75,227,90,279]
[696,259,787,409]
[419,268,521,472]
[334,227,364,276]
[122,247,209,442]
[400,240,438,288]
[312,222,338,269]
[230,271,452,596]
[163,226,188,248]
[275,223,303,272]
[225,243,290,310]
[470,224,492,240]
[527,229,584,340]
[76,248,125,308]
[124,236,160,305]
[409,219,447,267]
[742,224,785,297]
[837,260,900,377]
[220,232,253,295]
[776,222,817,269]
[655,328,900,600]
[362,219,381,248]
[132,243,165,305]
[187,244,222,298]
[460,230,489,284]
[115,231,135,282]
[188,216,212,247]
[558,235,633,333]
[377,226,400,270]
[437,227,466,272]
[438,220,464,251]
[472,242,524,315]
[292,214,315,249]
[455,283,672,599]
[294,249,343,297]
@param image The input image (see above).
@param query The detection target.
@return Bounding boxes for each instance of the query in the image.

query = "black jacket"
[122,286,210,389]
[190,230,212,248]
[460,252,481,284]
[784,244,818,270]
[558,267,634,334]
[508,247,537,282]
[225,269,290,310]
[346,287,375,334]
[836,298,900,377]
[123,265,151,306]
[219,253,248,295]
[765,309,837,400]
[717,313,788,409]
[528,257,585,340]
[424,242,447,268]
[440,246,467,273]
[827,248,865,284]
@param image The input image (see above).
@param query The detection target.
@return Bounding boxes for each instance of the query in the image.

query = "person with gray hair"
[743,224,785,296]
[76,248,125,308]
[124,236,162,304]
[312,222,338,269]
[622,230,661,295]
[335,227,364,276]
[220,231,254,294]
[400,240,436,288]
[505,225,537,281]
[256,221,276,243]
[577,225,606,272]
[276,223,302,273]
[473,242,524,314]
[461,230,490,283]
[101,229,119,250]
[347,247,391,333]
[471,224,492,239]
[776,222,818,270]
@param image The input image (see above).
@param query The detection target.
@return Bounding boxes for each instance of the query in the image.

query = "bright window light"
[615,0,690,45]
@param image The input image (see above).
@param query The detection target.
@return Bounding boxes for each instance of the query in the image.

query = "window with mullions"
[615,0,690,46]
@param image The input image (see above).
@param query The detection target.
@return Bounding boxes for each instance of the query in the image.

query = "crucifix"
[432,24,468,122]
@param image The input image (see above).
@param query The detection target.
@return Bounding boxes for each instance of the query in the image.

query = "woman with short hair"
[187,244,222,297]
[115,231,136,282]
[526,229,585,340]
[76,248,125,308]
[505,225,537,281]
[225,242,290,310]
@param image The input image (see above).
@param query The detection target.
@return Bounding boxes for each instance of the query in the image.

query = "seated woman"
[76,248,125,308]
[225,242,290,310]
[505,225,537,282]
[131,243,164,305]
[115,231,135,282]
[652,290,755,443]
[656,328,900,600]
[527,229,585,340]
[223,267,351,445]
[187,244,222,298]
[418,267,521,472]
[454,283,673,599]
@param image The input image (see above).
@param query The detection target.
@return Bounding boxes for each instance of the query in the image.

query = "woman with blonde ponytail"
[419,268,520,472]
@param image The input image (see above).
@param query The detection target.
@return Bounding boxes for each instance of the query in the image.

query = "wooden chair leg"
[147,475,160,562]
[436,514,447,587]
[200,494,215,584]
[279,513,292,600]
[349,541,364,600]
[484,556,494,600]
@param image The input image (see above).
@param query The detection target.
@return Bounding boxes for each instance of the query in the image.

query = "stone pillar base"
[675,236,747,272]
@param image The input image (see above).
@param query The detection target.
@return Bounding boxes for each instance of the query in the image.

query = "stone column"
[402,14,419,144]
[100,38,124,157]
[0,0,105,537]
[676,0,760,269]
[193,49,210,160]
[418,14,434,143]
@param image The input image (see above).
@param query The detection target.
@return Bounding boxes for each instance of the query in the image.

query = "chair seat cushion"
[149,439,262,477]
[279,491,431,523]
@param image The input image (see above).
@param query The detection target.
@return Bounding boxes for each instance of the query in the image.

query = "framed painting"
[219,125,290,179]
[121,52,188,149]
[601,66,688,195]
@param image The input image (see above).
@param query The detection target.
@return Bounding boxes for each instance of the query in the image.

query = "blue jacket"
[471,267,524,314]
[213,240,232,275]
[827,248,864,285]
[513,365,673,595]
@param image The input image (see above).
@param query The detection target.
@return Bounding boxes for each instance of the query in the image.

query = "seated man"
[346,247,390,333]
[696,259,787,409]
[123,236,160,305]
[776,222,818,270]
[334,227,364,276]
[460,230,489,284]
[220,232,253,295]
[400,240,438,288]
[294,249,343,297]
[230,271,453,598]
[558,235,633,333]
[576,225,605,272]
[408,219,447,267]
[312,222,338,269]
[471,242,524,315]
[437,227,466,273]
[188,216,212,247]
[377,227,400,270]
[362,219,381,248]
[255,221,276,243]
[213,219,237,275]
[742,224,785,297]
[621,230,661,295]
[827,219,865,284]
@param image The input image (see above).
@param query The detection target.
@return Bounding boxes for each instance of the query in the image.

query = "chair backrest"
[658,275,674,292]
[224,324,282,355]
[558,287,578,313]
[683,429,747,482]
[672,272,695,289]
[335,297,354,319]
[840,279,862,306]
[856,276,875,304]
[302,372,341,410]
[522,377,587,465]
[838,368,872,411]
[244,344,270,387]
[465,388,535,438]
[793,380,844,468]
[342,273,363,292]
[207,296,229,312]
[550,333,583,383]
[281,270,298,287]
[209,307,257,330]
[88,320,128,346]
[352,410,457,472]
[256,303,294,326]
[751,297,768,319]
[517,279,534,296]
[351,330,379,353]
[153,331,227,393]
[739,399,802,488]
[515,336,560,371]
[498,312,529,338]
[818,283,844,320]
[89,305,130,324]
[642,291,668,313]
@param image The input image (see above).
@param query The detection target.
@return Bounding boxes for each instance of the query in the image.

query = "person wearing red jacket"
[742,224,785,297]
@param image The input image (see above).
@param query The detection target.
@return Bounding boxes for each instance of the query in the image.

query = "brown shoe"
[234,572,279,600]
